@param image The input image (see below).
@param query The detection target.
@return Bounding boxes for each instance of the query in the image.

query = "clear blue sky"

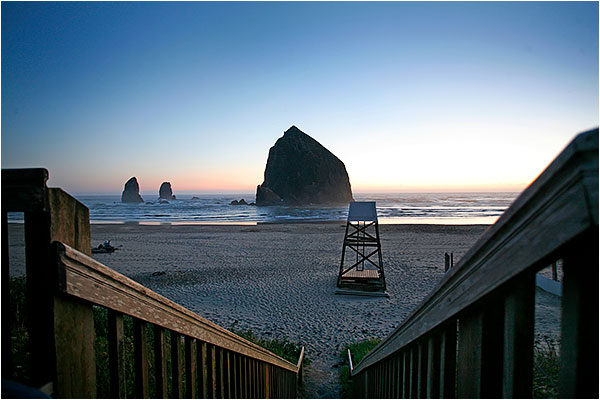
[2,2,598,194]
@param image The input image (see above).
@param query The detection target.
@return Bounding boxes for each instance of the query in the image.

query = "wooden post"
[108,310,126,398]
[502,275,535,398]
[171,332,183,398]
[25,210,55,389]
[2,210,12,380]
[23,184,93,396]
[560,234,599,398]
[133,319,149,398]
[53,296,97,398]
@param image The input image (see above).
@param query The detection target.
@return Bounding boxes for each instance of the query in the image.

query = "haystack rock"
[159,182,176,200]
[121,177,144,203]
[256,126,353,206]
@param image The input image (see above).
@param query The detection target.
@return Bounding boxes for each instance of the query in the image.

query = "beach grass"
[232,329,311,366]
[338,338,381,398]
[533,335,560,398]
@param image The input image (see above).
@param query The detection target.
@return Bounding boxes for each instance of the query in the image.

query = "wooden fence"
[350,128,598,398]
[2,168,304,398]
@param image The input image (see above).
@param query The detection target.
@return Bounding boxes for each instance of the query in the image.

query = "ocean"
[6,192,519,225]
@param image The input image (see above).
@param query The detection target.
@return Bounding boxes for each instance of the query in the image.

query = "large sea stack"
[256,126,353,205]
[159,182,176,200]
[121,177,144,203]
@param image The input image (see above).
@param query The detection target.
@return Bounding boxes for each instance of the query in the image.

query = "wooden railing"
[2,168,304,398]
[350,128,598,398]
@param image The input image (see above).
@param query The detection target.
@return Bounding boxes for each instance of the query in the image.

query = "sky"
[2,1,598,194]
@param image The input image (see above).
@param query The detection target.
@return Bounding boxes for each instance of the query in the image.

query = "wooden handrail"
[352,128,598,376]
[347,349,354,373]
[3,167,302,397]
[349,129,598,399]
[296,346,305,370]
[53,241,298,373]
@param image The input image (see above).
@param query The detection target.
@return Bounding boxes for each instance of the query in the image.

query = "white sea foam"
[8,192,519,225]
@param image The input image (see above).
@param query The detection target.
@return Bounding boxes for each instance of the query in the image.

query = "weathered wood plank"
[560,233,599,398]
[133,319,149,398]
[153,325,168,399]
[54,242,298,373]
[108,310,126,398]
[53,296,96,398]
[47,188,91,256]
[171,332,183,398]
[502,275,535,398]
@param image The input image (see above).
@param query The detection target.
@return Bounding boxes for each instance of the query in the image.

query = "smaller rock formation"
[159,182,176,200]
[230,199,249,206]
[191,196,200,200]
[121,177,144,203]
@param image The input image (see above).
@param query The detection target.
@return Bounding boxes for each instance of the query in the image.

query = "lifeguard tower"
[336,201,388,297]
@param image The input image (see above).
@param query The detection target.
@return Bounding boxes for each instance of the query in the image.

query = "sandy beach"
[8,222,561,398]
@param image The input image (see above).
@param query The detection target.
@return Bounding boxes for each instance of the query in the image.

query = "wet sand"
[7,223,561,398]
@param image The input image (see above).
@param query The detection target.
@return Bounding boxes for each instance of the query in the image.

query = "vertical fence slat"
[241,356,247,398]
[215,347,223,398]
[426,334,440,399]
[133,319,149,398]
[186,337,197,398]
[153,325,168,399]
[481,300,504,398]
[560,237,599,398]
[418,340,429,398]
[402,351,408,398]
[171,332,183,398]
[502,275,535,398]
[108,310,126,398]
[197,341,207,399]
[207,344,215,399]
[440,321,456,398]
[457,312,483,398]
